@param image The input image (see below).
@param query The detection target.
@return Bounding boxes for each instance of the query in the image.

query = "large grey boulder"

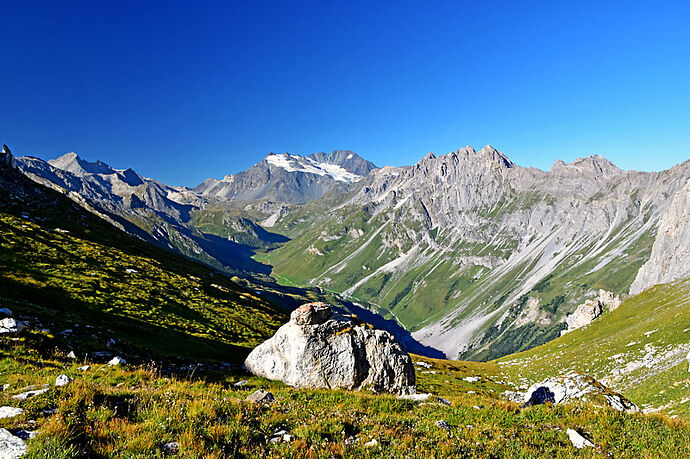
[244,302,416,394]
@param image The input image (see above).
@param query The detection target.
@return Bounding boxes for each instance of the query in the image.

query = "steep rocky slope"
[630,177,690,294]
[264,146,690,360]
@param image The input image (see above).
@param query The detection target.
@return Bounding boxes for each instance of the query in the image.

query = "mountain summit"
[195,150,377,203]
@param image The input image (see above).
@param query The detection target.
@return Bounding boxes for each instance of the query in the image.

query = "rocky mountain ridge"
[266,146,690,359]
[10,143,690,361]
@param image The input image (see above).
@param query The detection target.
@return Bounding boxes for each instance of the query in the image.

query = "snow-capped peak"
[265,153,362,183]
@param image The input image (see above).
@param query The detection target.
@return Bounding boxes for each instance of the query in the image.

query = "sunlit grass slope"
[1,334,689,458]
[0,165,287,361]
[496,277,690,419]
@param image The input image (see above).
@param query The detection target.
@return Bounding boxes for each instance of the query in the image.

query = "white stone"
[55,374,71,387]
[566,428,594,449]
[108,356,126,366]
[464,376,481,382]
[78,365,90,371]
[67,351,77,359]
[0,318,26,335]
[397,393,431,402]
[12,388,49,400]
[0,428,26,458]
[562,300,604,335]
[0,407,23,419]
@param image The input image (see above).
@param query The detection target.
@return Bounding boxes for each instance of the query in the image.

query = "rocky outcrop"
[1,145,15,168]
[561,290,622,335]
[562,300,604,335]
[523,371,638,413]
[630,178,690,294]
[244,302,415,394]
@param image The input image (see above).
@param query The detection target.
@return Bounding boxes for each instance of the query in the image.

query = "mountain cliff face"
[265,146,690,359]
[194,150,377,203]
[630,174,690,294]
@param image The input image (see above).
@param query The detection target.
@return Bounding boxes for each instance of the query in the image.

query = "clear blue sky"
[2,1,689,186]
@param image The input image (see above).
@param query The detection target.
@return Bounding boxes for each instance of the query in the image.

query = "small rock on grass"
[108,356,126,366]
[55,374,71,387]
[67,351,77,359]
[78,365,90,371]
[436,420,450,430]
[0,406,23,419]
[364,439,379,448]
[234,380,248,387]
[567,428,594,449]
[12,388,49,400]
[246,389,274,404]
[162,441,180,453]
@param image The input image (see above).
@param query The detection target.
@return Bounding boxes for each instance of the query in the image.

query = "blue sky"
[2,1,689,186]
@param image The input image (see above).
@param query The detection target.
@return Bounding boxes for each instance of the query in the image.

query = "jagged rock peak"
[550,155,621,176]
[49,152,116,176]
[1,144,15,168]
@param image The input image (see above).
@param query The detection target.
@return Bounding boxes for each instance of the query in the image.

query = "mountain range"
[12,145,690,360]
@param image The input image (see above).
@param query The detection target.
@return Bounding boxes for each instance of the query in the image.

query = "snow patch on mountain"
[265,154,362,183]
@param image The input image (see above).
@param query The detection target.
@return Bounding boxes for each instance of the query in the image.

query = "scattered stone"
[67,351,77,359]
[78,365,90,371]
[435,420,450,430]
[245,389,274,404]
[12,387,49,400]
[435,396,451,406]
[566,428,594,449]
[162,441,180,454]
[501,390,524,403]
[0,407,23,419]
[0,428,27,458]
[233,380,248,387]
[108,356,126,366]
[1,384,9,392]
[244,302,416,394]
[523,371,639,413]
[55,374,71,387]
[398,393,431,402]
[0,308,12,316]
[0,318,27,335]
[364,438,378,448]
[415,361,432,369]
[15,430,39,440]
[464,376,481,383]
[125,268,139,274]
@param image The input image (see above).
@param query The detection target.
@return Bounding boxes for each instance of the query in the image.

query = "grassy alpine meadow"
[496,277,690,420]
[2,330,690,458]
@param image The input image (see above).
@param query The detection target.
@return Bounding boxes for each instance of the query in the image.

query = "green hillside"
[496,277,690,419]
[0,164,287,362]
